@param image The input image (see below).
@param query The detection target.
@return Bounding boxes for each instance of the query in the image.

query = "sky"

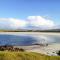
[0,0,60,30]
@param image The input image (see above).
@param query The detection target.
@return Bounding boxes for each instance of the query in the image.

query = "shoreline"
[0,32,59,56]
[13,43,60,56]
[0,32,60,35]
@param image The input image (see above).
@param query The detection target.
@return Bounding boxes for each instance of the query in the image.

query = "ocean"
[0,32,60,46]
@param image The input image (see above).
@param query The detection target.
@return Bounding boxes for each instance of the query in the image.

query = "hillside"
[0,51,60,60]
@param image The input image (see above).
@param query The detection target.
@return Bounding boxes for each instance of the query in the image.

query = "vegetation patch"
[0,51,59,60]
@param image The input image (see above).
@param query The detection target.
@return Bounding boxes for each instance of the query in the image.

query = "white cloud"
[0,18,27,29]
[27,16,55,29]
[0,16,55,30]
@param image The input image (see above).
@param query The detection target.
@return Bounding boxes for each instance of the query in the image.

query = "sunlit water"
[0,32,60,46]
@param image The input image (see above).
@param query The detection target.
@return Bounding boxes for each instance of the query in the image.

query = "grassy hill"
[0,51,60,60]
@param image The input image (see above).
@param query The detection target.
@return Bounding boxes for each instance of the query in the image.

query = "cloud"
[0,16,55,30]
[0,18,27,30]
[27,16,55,29]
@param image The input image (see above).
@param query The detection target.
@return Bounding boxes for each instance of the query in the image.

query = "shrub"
[57,50,60,56]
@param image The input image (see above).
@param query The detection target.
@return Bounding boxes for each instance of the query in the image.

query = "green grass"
[0,51,60,60]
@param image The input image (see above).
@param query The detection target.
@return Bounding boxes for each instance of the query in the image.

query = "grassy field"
[0,51,60,60]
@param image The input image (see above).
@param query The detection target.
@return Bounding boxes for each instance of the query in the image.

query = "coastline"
[0,32,60,35]
[14,43,60,56]
[0,32,59,56]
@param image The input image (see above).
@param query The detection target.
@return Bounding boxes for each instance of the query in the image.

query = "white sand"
[26,43,60,56]
[14,43,60,56]
[0,32,60,36]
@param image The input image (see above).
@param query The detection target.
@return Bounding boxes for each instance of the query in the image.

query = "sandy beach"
[0,32,60,35]
[27,43,60,56]
[14,43,60,56]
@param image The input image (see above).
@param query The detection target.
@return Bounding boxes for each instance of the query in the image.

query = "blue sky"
[0,0,60,29]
